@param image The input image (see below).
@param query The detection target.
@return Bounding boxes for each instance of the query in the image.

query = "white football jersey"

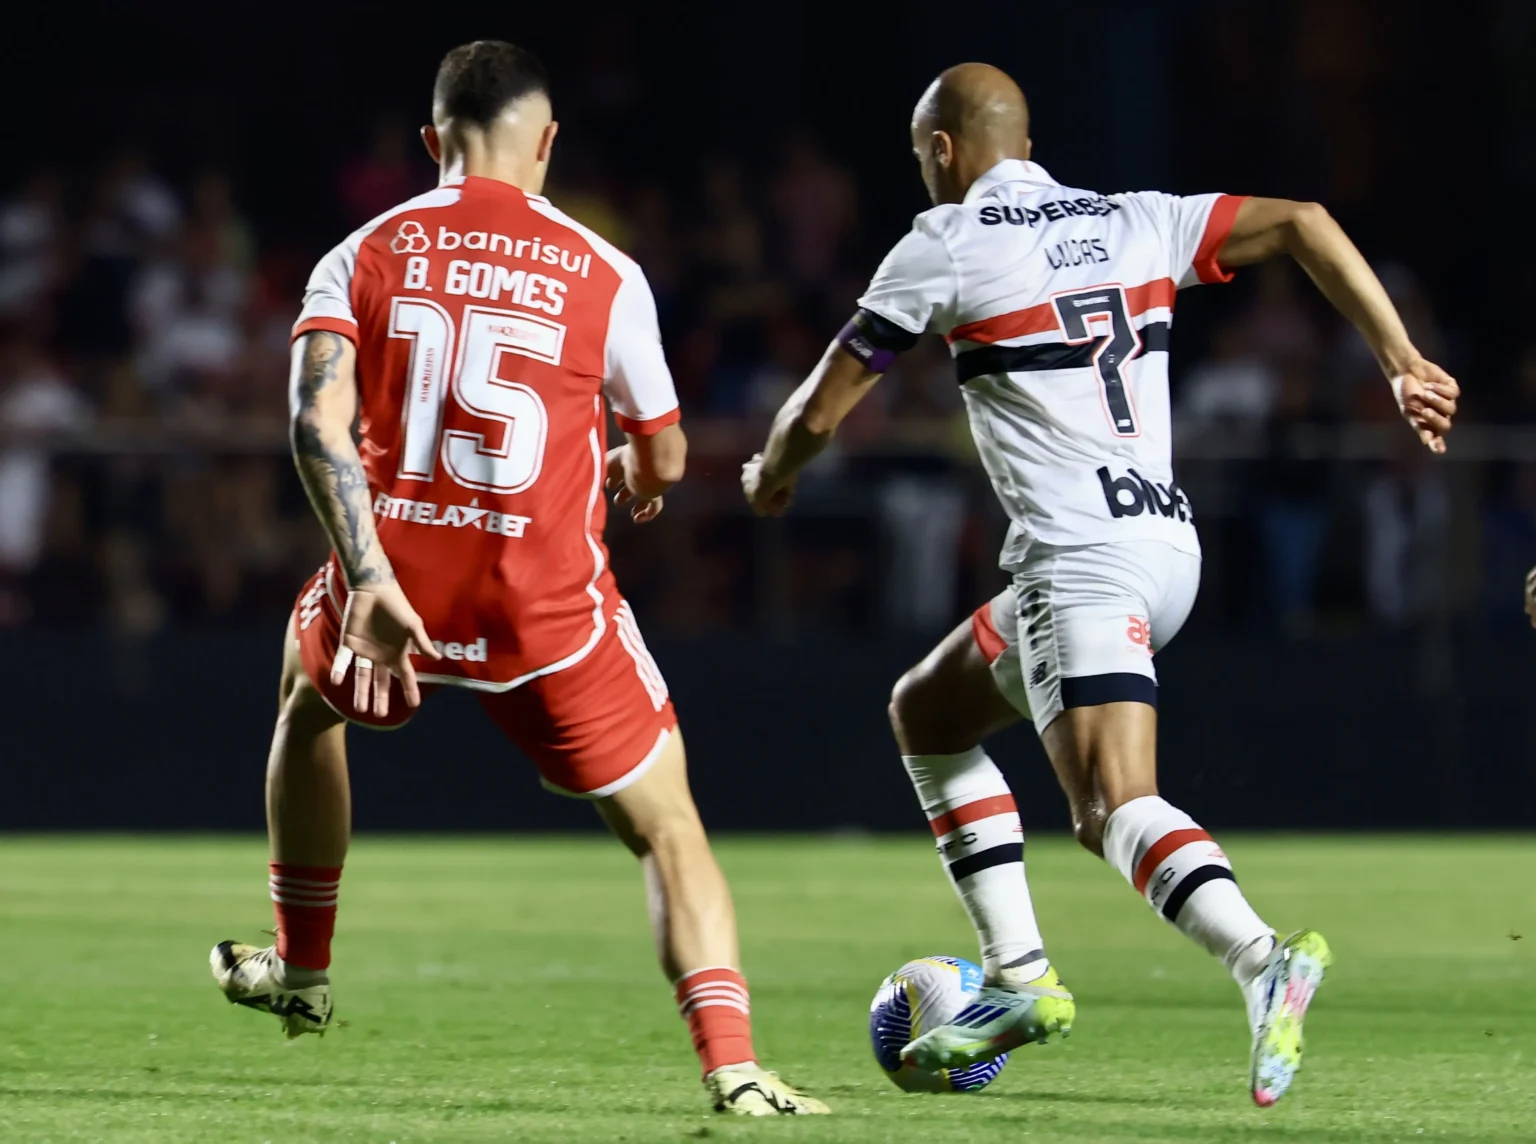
[857,159,1244,568]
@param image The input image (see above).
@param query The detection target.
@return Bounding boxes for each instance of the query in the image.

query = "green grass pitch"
[1,835,1532,1143]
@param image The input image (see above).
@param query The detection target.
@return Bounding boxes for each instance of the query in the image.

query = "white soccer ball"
[869,955,1010,1092]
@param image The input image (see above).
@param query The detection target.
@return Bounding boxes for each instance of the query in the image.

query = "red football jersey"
[292,176,680,690]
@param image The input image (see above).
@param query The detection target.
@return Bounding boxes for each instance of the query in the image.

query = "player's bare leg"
[1042,702,1330,1107]
[211,615,343,1038]
[893,614,1075,1071]
[596,731,828,1115]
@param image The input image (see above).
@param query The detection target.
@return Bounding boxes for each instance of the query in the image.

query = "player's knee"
[888,667,933,749]
[277,669,341,737]
[630,804,709,864]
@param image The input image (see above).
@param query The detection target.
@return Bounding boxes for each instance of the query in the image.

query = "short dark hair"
[433,41,549,126]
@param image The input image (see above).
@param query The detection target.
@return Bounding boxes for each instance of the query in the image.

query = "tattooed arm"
[289,331,437,715]
[288,331,393,587]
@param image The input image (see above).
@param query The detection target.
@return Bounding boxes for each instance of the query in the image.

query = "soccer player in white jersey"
[743,63,1459,1106]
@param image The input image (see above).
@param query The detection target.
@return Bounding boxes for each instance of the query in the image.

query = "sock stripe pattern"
[926,791,1022,882]
[1160,863,1236,922]
[675,967,755,1077]
[1105,802,1237,922]
[269,863,341,970]
[903,749,1047,977]
[1132,827,1214,895]
[1103,796,1273,975]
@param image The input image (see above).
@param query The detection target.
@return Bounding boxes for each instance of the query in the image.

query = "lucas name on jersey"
[373,491,532,537]
[1045,237,1112,269]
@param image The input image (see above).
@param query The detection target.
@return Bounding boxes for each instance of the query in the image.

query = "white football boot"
[210,940,332,1039]
[1245,930,1331,1107]
[706,1064,830,1115]
[900,964,1074,1071]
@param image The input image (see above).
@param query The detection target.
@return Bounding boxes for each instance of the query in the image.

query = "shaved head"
[911,63,1031,205]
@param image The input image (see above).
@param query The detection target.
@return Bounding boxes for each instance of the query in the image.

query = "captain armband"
[835,309,920,374]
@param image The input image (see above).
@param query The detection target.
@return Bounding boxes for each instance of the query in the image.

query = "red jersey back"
[292,176,680,690]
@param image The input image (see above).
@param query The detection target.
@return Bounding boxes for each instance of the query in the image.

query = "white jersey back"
[857,159,1244,568]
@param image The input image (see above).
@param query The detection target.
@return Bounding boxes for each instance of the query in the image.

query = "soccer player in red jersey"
[209,41,826,1116]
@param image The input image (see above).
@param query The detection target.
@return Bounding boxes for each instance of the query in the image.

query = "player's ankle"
[985,951,1050,987]
[276,959,330,989]
[704,1060,757,1077]
[1228,931,1276,986]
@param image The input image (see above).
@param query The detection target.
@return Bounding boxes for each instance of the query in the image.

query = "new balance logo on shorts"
[1097,466,1193,523]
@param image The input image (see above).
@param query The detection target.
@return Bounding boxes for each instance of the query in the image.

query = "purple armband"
[836,308,920,374]
[836,318,897,373]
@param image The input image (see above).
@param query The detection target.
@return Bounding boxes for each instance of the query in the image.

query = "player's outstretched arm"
[743,343,881,516]
[289,331,439,715]
[606,424,687,523]
[1217,198,1459,453]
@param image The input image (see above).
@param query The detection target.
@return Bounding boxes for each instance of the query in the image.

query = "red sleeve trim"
[616,407,682,436]
[291,316,359,344]
[1190,194,1249,284]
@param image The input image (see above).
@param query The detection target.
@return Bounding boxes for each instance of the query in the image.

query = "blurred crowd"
[2,118,1534,639]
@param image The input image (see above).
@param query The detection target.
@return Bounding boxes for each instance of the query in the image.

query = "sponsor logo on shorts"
[1127,616,1151,648]
[373,492,531,537]
[1097,466,1193,523]
[430,637,488,662]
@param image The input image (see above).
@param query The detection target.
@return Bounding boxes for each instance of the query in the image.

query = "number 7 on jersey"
[1050,285,1142,438]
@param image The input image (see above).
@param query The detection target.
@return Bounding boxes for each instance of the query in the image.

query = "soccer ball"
[869,955,1009,1093]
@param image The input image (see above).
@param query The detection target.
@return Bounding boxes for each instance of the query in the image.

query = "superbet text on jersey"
[291,176,680,693]
[849,159,1244,570]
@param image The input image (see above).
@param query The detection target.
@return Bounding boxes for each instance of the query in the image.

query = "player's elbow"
[798,387,846,438]
[1283,201,1333,249]
[800,406,839,438]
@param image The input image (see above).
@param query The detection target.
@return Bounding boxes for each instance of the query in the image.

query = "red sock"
[269,863,342,970]
[674,967,756,1076]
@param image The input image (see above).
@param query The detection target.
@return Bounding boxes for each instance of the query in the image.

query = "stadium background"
[2,0,1534,832]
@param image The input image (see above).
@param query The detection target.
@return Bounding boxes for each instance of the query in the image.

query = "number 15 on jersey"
[389,298,563,494]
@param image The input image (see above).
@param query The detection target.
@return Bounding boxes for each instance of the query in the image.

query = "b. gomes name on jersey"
[1098,467,1193,523]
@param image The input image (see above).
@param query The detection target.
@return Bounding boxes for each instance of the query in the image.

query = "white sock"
[1102,795,1274,985]
[903,748,1048,983]
[276,958,329,989]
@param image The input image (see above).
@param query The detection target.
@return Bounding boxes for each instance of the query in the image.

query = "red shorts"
[293,566,678,797]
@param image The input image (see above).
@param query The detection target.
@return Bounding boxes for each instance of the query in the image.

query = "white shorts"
[970,540,1201,731]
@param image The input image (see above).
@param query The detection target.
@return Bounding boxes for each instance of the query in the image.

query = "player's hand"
[1524,567,1536,629]
[1390,358,1459,455]
[330,580,441,718]
[605,446,665,523]
[741,453,797,517]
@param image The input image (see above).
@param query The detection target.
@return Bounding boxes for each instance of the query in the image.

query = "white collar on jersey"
[962,159,1059,203]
